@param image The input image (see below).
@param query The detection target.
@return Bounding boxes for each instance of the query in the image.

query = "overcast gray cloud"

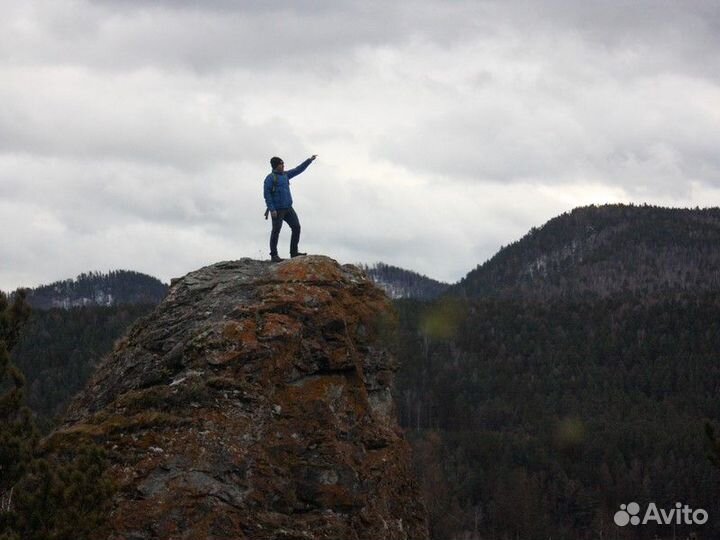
[2,0,720,290]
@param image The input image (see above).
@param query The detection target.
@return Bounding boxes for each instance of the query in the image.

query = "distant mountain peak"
[450,203,720,299]
[360,262,450,300]
[26,269,168,309]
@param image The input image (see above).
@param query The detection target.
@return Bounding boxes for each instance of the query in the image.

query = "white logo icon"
[614,502,641,526]
[614,502,708,527]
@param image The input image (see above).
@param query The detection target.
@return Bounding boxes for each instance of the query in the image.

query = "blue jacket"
[263,158,313,211]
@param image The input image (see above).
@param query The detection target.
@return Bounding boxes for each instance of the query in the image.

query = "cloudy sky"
[2,0,719,290]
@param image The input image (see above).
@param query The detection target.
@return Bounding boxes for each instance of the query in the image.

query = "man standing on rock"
[263,155,317,262]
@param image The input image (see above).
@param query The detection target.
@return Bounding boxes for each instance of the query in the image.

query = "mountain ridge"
[449,203,720,299]
[25,270,168,309]
[360,262,450,300]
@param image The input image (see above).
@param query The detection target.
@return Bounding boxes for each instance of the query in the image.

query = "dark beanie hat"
[270,157,283,169]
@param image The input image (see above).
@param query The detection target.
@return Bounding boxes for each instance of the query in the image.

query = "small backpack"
[263,173,280,220]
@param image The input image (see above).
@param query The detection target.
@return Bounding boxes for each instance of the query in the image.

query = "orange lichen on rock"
[49,256,429,540]
[272,256,348,283]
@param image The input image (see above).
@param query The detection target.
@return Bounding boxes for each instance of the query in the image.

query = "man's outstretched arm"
[286,155,317,179]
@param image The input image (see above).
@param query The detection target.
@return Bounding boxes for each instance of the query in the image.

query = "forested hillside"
[11,304,155,430]
[361,262,449,300]
[451,204,720,299]
[394,293,720,539]
[0,291,114,539]
[394,204,720,539]
[26,270,167,309]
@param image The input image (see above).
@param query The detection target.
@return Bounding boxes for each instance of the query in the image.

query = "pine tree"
[0,290,114,540]
[0,290,34,539]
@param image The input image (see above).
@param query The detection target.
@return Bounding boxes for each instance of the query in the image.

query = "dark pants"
[269,207,301,256]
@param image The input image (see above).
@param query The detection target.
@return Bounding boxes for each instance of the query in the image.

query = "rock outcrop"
[47,256,429,540]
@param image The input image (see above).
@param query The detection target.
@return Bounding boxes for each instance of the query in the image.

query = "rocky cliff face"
[47,256,428,540]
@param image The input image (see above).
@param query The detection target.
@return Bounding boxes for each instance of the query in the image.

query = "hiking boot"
[271,254,284,263]
[290,252,307,258]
